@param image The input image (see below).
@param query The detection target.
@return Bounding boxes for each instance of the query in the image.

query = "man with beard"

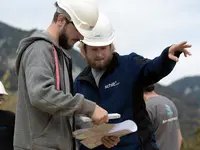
[14,0,109,150]
[75,13,191,150]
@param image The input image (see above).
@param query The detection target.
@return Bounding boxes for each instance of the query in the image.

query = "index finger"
[110,136,120,140]
[104,115,109,123]
[178,41,187,46]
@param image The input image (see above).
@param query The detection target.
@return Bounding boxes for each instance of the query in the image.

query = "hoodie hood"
[16,30,63,75]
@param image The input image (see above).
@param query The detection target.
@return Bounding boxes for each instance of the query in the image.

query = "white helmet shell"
[0,81,8,95]
[56,0,99,35]
[82,12,115,46]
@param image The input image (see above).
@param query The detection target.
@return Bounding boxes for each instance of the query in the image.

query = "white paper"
[73,120,138,149]
[108,120,137,133]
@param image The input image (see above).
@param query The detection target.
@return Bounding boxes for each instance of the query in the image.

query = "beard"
[86,55,113,70]
[58,28,72,50]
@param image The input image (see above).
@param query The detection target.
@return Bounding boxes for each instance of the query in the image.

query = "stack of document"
[73,120,138,149]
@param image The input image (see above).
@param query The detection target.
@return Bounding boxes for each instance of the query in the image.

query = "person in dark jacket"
[0,81,15,150]
[74,14,192,150]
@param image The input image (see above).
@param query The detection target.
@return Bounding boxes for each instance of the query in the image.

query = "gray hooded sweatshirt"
[14,30,96,150]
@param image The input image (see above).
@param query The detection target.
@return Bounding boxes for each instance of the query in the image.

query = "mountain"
[0,22,34,76]
[169,76,200,105]
[169,76,200,93]
[0,21,199,138]
[155,83,200,137]
[0,21,86,91]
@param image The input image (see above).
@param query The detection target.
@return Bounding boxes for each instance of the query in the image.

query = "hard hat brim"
[0,91,8,95]
[0,81,8,95]
[82,37,115,47]
[75,25,92,37]
[82,30,115,47]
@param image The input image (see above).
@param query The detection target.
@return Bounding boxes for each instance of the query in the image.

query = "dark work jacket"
[0,110,15,150]
[74,47,180,150]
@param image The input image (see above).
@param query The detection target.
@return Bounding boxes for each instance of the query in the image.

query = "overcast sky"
[0,0,199,85]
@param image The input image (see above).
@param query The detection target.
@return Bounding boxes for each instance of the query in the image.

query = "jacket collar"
[78,53,120,86]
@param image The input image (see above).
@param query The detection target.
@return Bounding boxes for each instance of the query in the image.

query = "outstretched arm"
[128,41,191,86]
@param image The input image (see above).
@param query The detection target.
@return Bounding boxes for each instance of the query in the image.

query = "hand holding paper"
[101,136,120,148]
[91,105,109,125]
[73,120,138,149]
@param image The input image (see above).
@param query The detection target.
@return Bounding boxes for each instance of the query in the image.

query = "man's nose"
[76,30,84,40]
[96,49,103,57]
[78,33,84,40]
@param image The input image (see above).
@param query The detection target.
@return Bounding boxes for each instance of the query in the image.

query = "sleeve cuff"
[81,99,96,117]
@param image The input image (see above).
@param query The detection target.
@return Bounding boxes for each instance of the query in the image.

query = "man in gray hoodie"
[14,1,110,150]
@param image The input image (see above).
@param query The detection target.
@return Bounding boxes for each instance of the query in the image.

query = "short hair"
[143,84,155,92]
[53,2,71,23]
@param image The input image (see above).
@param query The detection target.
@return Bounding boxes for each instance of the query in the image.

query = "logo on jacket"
[162,104,177,124]
[165,104,173,116]
[105,81,120,89]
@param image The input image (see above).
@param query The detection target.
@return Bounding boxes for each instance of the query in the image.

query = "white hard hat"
[0,81,8,95]
[81,13,115,46]
[56,0,99,36]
